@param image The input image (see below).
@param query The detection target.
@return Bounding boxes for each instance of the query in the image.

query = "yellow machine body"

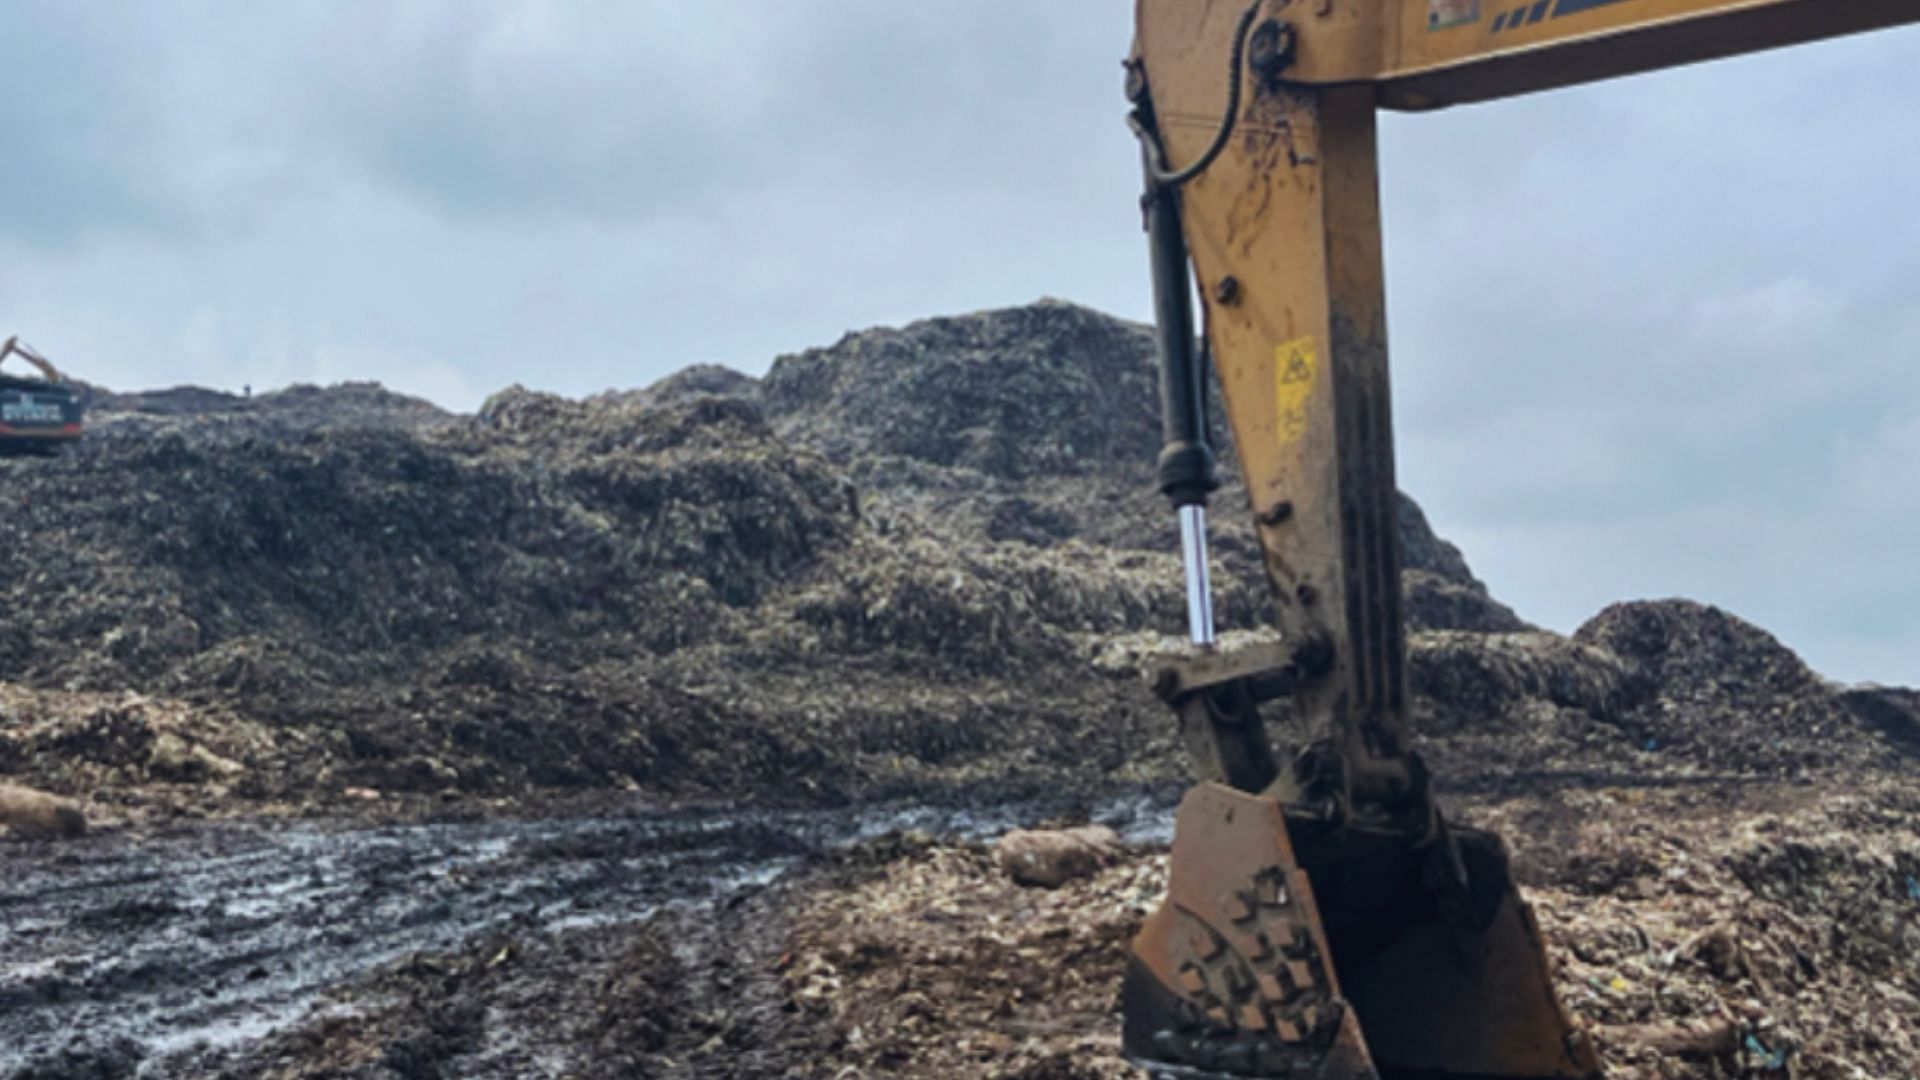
[1119,2,1920,1076]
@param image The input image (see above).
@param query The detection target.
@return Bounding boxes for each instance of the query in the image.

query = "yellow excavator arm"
[0,336,66,383]
[1120,2,1920,1077]
[1203,0,1920,108]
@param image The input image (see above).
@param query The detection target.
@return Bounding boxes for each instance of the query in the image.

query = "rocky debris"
[81,381,452,447]
[0,300,1911,1076]
[0,685,300,821]
[13,427,538,689]
[781,838,1150,1078]
[1403,569,1530,634]
[0,781,86,839]
[755,300,1510,637]
[995,825,1123,888]
[0,388,880,812]
[1592,1019,1740,1062]
[87,384,250,417]
[1501,782,1920,1079]
[781,780,1919,1079]
[146,731,245,783]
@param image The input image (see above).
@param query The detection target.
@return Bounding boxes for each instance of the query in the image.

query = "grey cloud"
[0,4,1913,684]
[0,10,182,247]
[297,4,763,222]
[1378,30,1920,681]
[290,2,1137,224]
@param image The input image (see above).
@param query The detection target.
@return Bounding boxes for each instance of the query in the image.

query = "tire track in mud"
[0,794,1175,1077]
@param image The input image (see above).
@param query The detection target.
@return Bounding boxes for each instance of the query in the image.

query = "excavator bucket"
[1123,786,1601,1079]
[1118,651,1600,1079]
[1123,784,1377,1079]
[1124,784,1600,1079]
[1113,516,1611,1060]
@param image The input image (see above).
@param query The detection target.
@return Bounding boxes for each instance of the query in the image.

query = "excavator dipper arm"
[1121,2,1920,1077]
[0,337,66,383]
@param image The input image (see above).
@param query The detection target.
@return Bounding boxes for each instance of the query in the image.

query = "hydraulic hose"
[1139,0,1263,189]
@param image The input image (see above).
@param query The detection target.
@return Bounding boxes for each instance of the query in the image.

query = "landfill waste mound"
[83,381,454,442]
[0,300,1908,822]
[761,300,1524,636]
[1572,599,1885,774]
[0,300,1912,1080]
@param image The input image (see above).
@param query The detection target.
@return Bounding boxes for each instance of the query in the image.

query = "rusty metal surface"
[1126,787,1603,1078]
[1150,645,1290,794]
[1329,823,1604,1077]
[1125,784,1379,1079]
[1134,0,1419,826]
[1148,641,1294,706]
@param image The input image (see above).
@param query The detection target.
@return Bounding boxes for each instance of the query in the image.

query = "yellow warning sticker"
[1274,337,1316,443]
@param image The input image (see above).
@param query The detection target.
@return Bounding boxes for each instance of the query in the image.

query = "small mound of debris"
[82,380,452,446]
[1839,684,1920,757]
[608,362,759,410]
[1575,600,1887,774]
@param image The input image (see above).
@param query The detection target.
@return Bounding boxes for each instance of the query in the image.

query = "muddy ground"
[13,774,1906,1080]
[1,792,1172,1079]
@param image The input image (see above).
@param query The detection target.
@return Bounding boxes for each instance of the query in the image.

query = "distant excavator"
[1119,2,1919,1076]
[0,336,85,454]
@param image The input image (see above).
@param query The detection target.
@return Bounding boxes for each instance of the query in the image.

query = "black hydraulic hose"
[1140,0,1262,189]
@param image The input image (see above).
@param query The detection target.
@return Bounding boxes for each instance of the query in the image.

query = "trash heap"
[0,300,1908,821]
[10,300,1907,1080]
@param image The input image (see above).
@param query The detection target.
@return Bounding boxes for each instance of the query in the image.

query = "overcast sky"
[2,3,1915,684]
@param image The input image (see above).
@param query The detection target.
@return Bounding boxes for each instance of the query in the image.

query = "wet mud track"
[0,796,1171,1078]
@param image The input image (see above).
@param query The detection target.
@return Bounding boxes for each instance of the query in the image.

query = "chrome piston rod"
[1178,504,1215,646]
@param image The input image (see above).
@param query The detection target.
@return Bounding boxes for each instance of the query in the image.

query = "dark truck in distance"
[0,337,84,454]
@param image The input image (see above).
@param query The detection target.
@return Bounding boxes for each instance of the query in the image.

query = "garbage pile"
[0,301,1908,824]
[782,772,1920,1079]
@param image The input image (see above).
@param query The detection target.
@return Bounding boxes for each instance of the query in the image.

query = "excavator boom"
[1213,0,1920,109]
[1121,2,1920,1076]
